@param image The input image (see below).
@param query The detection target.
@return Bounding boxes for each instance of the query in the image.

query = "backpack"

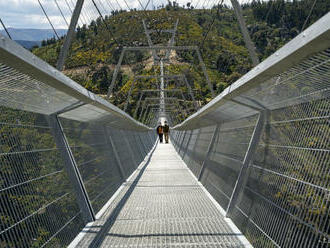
[163,124,169,132]
[157,126,163,134]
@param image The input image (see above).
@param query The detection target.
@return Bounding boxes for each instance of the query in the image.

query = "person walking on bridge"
[156,122,164,143]
[163,121,170,143]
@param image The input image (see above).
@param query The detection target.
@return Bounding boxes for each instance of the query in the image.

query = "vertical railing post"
[56,0,84,71]
[178,131,188,155]
[103,126,126,180]
[134,92,144,119]
[196,48,215,98]
[226,111,266,217]
[183,130,193,159]
[187,128,201,165]
[230,0,259,66]
[122,130,139,168]
[48,115,95,223]
[124,79,136,112]
[198,124,221,181]
[133,132,144,161]
[107,49,125,98]
[174,131,181,148]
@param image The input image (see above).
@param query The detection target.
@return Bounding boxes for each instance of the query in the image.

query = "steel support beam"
[135,74,197,109]
[230,0,259,66]
[160,60,165,117]
[195,49,215,97]
[124,78,136,112]
[107,49,125,98]
[139,102,147,121]
[198,124,220,181]
[56,0,84,71]
[226,111,266,217]
[48,115,95,223]
[110,46,213,98]
[142,19,159,62]
[165,19,179,60]
[124,46,199,51]
[182,75,198,110]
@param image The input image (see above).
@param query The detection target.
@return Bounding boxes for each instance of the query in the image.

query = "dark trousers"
[158,133,163,143]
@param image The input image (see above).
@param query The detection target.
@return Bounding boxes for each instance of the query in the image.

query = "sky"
[0,0,235,29]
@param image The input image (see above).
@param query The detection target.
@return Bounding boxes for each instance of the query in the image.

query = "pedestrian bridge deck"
[71,142,250,248]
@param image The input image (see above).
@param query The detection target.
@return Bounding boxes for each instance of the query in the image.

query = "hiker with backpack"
[163,121,170,143]
[156,122,164,143]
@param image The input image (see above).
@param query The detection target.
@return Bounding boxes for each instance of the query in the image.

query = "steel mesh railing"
[0,103,156,248]
[0,107,85,247]
[0,33,157,247]
[171,14,330,248]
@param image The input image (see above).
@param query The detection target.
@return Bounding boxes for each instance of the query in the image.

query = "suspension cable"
[144,0,152,10]
[301,0,318,32]
[96,0,109,14]
[122,0,131,10]
[105,0,116,12]
[200,0,224,48]
[264,0,275,22]
[91,0,120,46]
[54,0,69,27]
[64,0,73,14]
[195,0,202,9]
[37,0,60,39]
[114,0,123,10]
[0,17,12,39]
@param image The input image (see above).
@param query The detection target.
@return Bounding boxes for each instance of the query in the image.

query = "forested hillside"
[32,0,330,117]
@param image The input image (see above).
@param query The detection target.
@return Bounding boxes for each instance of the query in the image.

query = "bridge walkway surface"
[71,141,251,248]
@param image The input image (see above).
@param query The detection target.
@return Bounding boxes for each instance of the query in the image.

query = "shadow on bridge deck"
[70,142,251,248]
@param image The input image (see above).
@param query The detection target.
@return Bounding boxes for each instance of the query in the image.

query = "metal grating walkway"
[73,142,249,247]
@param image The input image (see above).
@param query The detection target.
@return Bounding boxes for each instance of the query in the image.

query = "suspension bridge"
[0,1,329,247]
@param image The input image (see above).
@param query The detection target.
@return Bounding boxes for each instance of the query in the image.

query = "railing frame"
[48,115,95,223]
[103,127,126,180]
[197,124,221,181]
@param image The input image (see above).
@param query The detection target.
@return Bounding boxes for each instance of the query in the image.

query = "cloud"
[0,0,230,29]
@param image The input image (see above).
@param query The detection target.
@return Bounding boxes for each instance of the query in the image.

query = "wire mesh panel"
[0,107,85,247]
[107,129,138,176]
[231,98,330,248]
[171,14,330,248]
[58,118,122,213]
[173,126,217,178]
[201,116,258,210]
[0,27,155,247]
